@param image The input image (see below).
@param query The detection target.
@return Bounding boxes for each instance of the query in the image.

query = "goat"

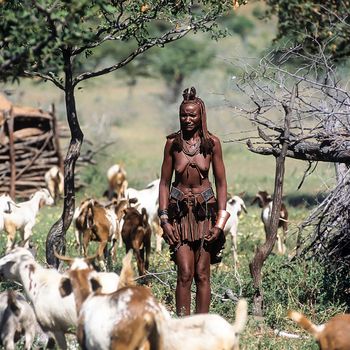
[57,251,168,350]
[104,164,128,201]
[0,290,37,350]
[2,189,54,252]
[0,247,120,349]
[126,178,163,251]
[74,198,129,270]
[0,247,77,349]
[288,310,350,350]
[0,194,16,232]
[155,298,248,350]
[121,207,151,278]
[225,194,247,266]
[44,165,64,204]
[251,190,288,255]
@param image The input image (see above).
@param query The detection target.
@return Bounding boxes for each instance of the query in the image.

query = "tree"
[264,0,350,60]
[0,0,235,267]
[228,41,350,314]
[150,37,215,103]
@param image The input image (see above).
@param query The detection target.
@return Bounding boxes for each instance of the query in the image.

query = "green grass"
[0,203,345,349]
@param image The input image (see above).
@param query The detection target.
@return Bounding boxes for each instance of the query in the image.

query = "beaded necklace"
[181,133,201,156]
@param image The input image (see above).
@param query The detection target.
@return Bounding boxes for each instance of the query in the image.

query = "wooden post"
[7,108,16,198]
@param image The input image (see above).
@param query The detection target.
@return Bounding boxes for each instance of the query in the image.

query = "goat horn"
[54,248,74,264]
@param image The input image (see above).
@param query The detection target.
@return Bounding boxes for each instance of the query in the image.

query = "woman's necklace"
[181,134,200,156]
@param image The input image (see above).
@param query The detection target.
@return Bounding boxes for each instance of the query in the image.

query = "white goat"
[225,195,247,266]
[44,165,64,204]
[0,194,16,232]
[0,248,76,349]
[0,290,37,350]
[2,189,54,252]
[155,299,248,350]
[0,247,120,349]
[126,178,162,251]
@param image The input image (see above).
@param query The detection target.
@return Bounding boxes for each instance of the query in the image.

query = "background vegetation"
[0,2,348,349]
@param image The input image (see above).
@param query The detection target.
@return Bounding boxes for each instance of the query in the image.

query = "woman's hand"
[205,226,222,242]
[162,222,179,246]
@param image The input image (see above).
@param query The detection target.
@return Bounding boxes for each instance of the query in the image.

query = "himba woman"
[158,87,230,316]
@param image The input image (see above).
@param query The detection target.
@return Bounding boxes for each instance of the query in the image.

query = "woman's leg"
[194,245,211,314]
[175,243,195,316]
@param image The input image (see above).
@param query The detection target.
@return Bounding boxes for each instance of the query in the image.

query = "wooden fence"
[0,94,63,199]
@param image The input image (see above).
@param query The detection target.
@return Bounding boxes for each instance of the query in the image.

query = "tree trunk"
[46,48,84,267]
[249,89,294,316]
[168,73,184,104]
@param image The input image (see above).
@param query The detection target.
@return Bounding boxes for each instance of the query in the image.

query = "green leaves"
[264,0,350,60]
[0,0,235,85]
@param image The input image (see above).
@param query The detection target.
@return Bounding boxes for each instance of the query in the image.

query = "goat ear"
[90,277,102,293]
[59,277,73,297]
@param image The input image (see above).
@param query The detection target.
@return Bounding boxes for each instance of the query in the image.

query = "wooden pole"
[8,108,16,198]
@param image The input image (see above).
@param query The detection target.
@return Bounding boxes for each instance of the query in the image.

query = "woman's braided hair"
[169,87,214,156]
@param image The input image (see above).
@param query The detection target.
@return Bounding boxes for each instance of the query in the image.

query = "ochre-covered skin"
[159,87,228,316]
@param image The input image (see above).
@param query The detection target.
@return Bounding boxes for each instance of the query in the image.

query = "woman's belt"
[170,186,214,204]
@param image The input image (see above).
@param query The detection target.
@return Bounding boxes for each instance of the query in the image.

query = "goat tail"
[127,312,160,350]
[141,207,148,226]
[117,250,135,289]
[288,310,320,338]
[233,299,248,334]
[85,199,95,229]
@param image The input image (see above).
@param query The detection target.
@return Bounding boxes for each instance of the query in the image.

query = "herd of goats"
[0,164,349,349]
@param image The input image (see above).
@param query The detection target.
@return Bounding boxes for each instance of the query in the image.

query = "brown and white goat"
[288,310,350,350]
[74,198,129,270]
[104,164,128,201]
[126,178,163,252]
[0,194,16,232]
[2,189,54,252]
[0,290,37,350]
[57,251,168,350]
[251,190,288,255]
[121,207,151,278]
[44,165,64,204]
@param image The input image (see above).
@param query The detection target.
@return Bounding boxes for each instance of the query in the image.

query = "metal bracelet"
[158,208,168,218]
[215,209,231,230]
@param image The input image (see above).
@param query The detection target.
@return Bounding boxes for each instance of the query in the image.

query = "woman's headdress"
[180,87,213,155]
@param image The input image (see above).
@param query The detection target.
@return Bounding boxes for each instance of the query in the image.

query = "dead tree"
[228,41,350,281]
[249,87,293,316]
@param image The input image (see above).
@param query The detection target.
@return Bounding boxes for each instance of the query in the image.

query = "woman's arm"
[206,135,229,242]
[159,138,179,245]
[211,136,227,211]
[159,138,173,211]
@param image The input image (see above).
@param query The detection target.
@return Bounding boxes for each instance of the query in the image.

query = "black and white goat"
[251,190,288,255]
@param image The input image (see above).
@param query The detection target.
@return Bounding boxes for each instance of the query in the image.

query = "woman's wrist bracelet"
[158,208,168,218]
[215,209,230,230]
